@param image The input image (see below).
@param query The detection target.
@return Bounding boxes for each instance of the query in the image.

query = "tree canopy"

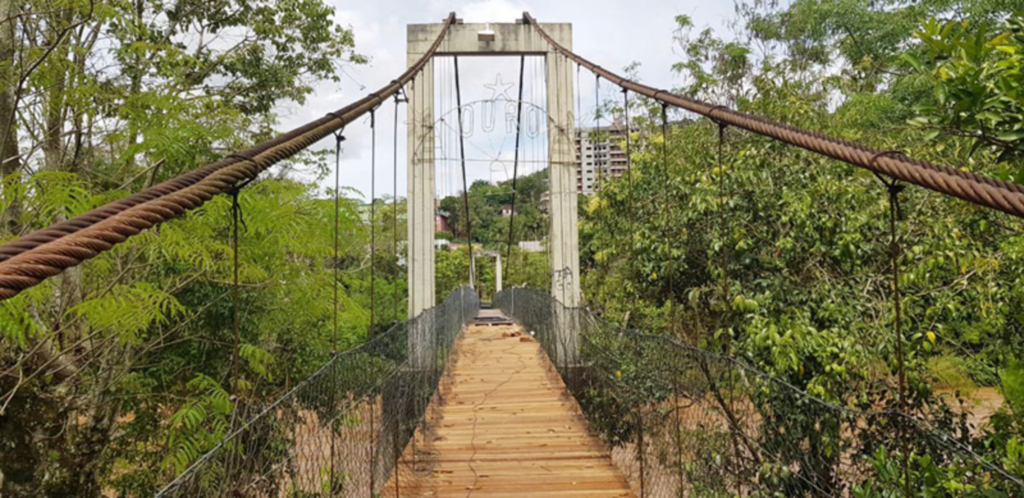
[581,2,1024,492]
[0,0,372,494]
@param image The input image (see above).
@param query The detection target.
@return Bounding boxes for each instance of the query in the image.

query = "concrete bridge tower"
[406,17,580,317]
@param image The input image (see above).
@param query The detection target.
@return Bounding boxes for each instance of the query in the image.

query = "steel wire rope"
[503,55,526,288]
[595,74,602,192]
[370,109,378,338]
[453,56,475,288]
[329,127,344,494]
[561,52,569,305]
[563,301,1024,492]
[392,92,404,325]
[439,57,447,204]
[229,187,245,383]
[506,290,871,496]
[576,62,582,193]
[332,131,345,352]
[874,171,911,497]
[623,89,637,317]
[156,294,443,496]
[575,307,896,495]
[408,75,416,320]
[577,63,582,136]
[520,12,1024,220]
[0,14,459,300]
[522,17,1024,490]
[707,111,746,489]
[540,55,548,274]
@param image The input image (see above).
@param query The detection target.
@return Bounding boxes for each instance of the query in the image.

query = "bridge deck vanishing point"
[387,310,633,497]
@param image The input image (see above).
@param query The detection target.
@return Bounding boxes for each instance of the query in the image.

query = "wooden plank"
[383,322,634,497]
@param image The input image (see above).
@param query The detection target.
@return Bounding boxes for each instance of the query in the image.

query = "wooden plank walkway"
[385,311,633,497]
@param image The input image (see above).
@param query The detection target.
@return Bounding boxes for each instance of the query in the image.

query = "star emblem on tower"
[484,73,515,101]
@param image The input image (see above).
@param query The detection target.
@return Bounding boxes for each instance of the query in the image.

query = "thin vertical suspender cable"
[406,76,413,319]
[504,55,526,285]
[623,89,636,314]
[595,75,602,192]
[575,63,582,193]
[369,110,377,336]
[439,58,446,202]
[332,131,344,351]
[557,53,568,305]
[392,94,401,323]
[453,56,474,288]
[230,190,241,381]
[328,127,343,495]
[576,63,581,132]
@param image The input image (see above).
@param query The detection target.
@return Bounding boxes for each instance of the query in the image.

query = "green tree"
[581,1,1024,492]
[907,13,1024,168]
[0,0,366,494]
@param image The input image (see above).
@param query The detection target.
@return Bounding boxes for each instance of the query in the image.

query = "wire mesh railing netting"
[157,286,478,497]
[495,288,1024,497]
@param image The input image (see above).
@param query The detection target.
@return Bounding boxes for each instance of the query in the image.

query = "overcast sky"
[274,0,737,202]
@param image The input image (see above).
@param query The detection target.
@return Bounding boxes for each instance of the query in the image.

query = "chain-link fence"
[495,288,1024,497]
[157,286,478,497]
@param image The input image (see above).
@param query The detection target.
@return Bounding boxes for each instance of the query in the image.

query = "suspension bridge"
[1,12,1024,497]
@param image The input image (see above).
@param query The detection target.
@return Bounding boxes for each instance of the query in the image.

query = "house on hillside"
[518,240,544,253]
[435,211,451,233]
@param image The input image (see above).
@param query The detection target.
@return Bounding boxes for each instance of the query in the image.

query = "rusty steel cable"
[0,13,457,301]
[521,12,1024,220]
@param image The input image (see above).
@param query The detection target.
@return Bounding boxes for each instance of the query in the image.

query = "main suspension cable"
[521,11,1024,220]
[453,56,475,288]
[0,13,459,301]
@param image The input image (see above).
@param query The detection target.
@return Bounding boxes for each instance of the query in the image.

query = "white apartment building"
[575,118,628,194]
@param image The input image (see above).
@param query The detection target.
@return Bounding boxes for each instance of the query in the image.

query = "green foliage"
[927,355,977,393]
[0,287,48,348]
[580,0,1024,493]
[72,283,184,344]
[239,343,275,381]
[0,0,372,493]
[438,170,549,245]
[909,13,1024,167]
[164,374,233,475]
[1002,360,1024,419]
[435,245,550,302]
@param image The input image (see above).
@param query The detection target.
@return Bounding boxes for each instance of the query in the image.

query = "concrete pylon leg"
[546,49,580,309]
[546,47,580,367]
[407,53,436,320]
